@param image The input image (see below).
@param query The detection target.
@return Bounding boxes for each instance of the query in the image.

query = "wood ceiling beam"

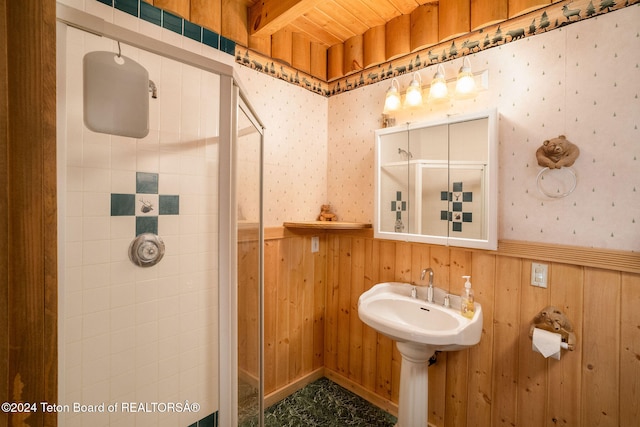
[249,0,324,37]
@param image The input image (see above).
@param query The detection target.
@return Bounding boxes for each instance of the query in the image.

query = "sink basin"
[358,282,483,427]
[358,282,482,350]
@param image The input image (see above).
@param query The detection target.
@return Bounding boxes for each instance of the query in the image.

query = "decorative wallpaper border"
[235,0,639,97]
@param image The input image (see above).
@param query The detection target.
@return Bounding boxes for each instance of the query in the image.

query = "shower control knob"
[138,242,156,259]
[129,233,165,267]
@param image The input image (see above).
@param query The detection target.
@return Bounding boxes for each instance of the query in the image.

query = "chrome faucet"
[421,268,434,302]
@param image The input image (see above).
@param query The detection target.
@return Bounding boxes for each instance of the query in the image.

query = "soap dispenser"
[461,275,475,319]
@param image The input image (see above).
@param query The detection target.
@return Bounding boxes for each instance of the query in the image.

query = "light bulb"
[405,86,422,107]
[455,58,477,98]
[429,79,448,99]
[384,89,401,112]
[404,73,423,108]
[383,79,401,113]
[456,72,476,95]
[428,66,448,102]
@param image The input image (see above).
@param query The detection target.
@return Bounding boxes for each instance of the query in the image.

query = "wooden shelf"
[283,221,372,230]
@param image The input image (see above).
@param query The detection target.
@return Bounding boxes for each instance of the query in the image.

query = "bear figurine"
[536,135,579,169]
[529,305,576,351]
[317,204,337,222]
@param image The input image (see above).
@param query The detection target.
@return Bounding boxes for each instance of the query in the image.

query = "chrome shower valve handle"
[129,233,165,267]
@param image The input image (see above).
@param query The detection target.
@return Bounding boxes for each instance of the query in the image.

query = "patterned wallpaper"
[234,66,329,226]
[327,6,639,251]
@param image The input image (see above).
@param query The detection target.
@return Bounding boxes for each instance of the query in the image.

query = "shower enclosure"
[56,4,264,426]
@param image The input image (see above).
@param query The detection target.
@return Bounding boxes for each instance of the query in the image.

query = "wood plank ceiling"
[153,0,556,81]
[249,0,433,46]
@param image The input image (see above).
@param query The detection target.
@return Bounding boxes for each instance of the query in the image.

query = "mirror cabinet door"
[378,130,410,233]
[447,117,490,242]
[409,124,449,238]
[375,110,497,250]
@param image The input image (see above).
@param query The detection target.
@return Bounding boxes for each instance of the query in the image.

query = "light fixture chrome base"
[382,113,396,128]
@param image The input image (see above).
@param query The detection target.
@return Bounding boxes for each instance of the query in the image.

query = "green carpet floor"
[240,377,397,427]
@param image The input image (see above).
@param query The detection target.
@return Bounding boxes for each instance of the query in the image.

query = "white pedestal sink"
[358,282,483,427]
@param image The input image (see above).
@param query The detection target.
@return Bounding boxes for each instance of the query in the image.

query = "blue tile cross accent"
[440,182,473,232]
[111,172,179,236]
[391,191,407,221]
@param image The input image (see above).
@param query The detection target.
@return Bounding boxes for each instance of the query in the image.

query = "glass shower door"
[236,96,264,426]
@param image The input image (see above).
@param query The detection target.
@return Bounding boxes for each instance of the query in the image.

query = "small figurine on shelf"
[317,204,337,221]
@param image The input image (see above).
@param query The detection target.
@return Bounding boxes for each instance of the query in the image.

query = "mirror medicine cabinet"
[374,109,498,250]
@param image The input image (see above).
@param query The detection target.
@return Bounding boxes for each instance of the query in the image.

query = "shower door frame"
[232,91,266,426]
[56,4,265,427]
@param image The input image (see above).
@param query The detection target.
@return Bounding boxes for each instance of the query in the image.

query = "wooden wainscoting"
[260,227,640,427]
[250,229,327,396]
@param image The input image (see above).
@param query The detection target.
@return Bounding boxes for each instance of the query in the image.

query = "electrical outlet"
[311,236,319,253]
[531,262,548,288]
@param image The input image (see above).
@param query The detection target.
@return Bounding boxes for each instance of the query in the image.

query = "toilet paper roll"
[532,327,562,360]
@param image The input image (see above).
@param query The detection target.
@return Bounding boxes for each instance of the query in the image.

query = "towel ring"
[536,167,577,198]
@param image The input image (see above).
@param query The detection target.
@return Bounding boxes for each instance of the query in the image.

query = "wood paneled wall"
[1,1,58,426]
[239,231,327,395]
[258,227,640,427]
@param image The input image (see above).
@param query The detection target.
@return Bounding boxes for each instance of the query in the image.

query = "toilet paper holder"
[528,306,576,351]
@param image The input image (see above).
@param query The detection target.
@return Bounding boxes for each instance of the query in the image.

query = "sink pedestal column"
[395,342,436,427]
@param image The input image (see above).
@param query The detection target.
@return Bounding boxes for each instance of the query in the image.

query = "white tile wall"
[59,21,220,427]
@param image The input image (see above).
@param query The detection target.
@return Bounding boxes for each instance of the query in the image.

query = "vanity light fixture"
[381,59,487,115]
[404,72,423,108]
[428,64,449,102]
[383,78,401,113]
[455,57,476,98]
